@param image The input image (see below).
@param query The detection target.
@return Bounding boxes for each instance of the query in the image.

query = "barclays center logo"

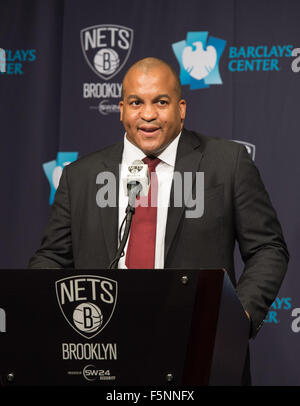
[80,24,134,80]
[172,31,226,90]
[43,152,78,205]
[0,48,36,75]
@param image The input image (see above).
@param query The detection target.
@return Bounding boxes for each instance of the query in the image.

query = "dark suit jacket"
[29,128,289,339]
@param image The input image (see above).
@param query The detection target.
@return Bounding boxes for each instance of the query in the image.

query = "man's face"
[119,66,186,155]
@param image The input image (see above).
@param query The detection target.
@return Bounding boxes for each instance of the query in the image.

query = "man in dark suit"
[29,57,289,382]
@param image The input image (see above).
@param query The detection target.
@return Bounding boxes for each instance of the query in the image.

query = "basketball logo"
[56,275,118,339]
[81,24,134,80]
[73,302,103,333]
[94,48,120,75]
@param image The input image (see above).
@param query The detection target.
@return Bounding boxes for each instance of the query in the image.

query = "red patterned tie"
[125,157,160,269]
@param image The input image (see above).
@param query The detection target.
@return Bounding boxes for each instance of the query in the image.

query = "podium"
[0,269,249,386]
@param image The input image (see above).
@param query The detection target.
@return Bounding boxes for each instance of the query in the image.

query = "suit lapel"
[164,129,204,264]
[98,142,123,264]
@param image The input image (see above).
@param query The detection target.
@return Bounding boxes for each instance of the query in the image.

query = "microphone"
[123,159,150,209]
[109,159,149,269]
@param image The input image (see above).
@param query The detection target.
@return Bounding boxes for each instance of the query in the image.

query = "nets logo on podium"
[56,276,118,339]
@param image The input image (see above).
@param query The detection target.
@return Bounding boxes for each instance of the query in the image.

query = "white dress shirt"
[118,132,181,269]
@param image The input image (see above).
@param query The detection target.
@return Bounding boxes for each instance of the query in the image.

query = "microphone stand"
[108,183,141,269]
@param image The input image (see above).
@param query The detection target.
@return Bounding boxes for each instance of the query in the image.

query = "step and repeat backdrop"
[1,0,300,385]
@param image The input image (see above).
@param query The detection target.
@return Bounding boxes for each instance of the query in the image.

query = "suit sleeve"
[28,166,74,268]
[234,145,289,338]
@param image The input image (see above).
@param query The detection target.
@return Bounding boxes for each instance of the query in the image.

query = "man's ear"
[119,101,124,122]
[179,99,186,121]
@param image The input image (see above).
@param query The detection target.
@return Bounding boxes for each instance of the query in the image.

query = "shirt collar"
[123,131,182,167]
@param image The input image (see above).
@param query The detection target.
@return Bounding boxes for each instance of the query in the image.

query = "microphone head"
[123,160,150,197]
[128,160,144,175]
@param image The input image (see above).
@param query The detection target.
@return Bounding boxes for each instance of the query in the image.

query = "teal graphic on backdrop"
[0,49,36,75]
[172,32,226,89]
[228,44,294,72]
[264,297,291,324]
[0,48,6,73]
[43,152,78,205]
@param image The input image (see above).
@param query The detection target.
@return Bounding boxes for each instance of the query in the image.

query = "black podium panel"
[0,269,249,386]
